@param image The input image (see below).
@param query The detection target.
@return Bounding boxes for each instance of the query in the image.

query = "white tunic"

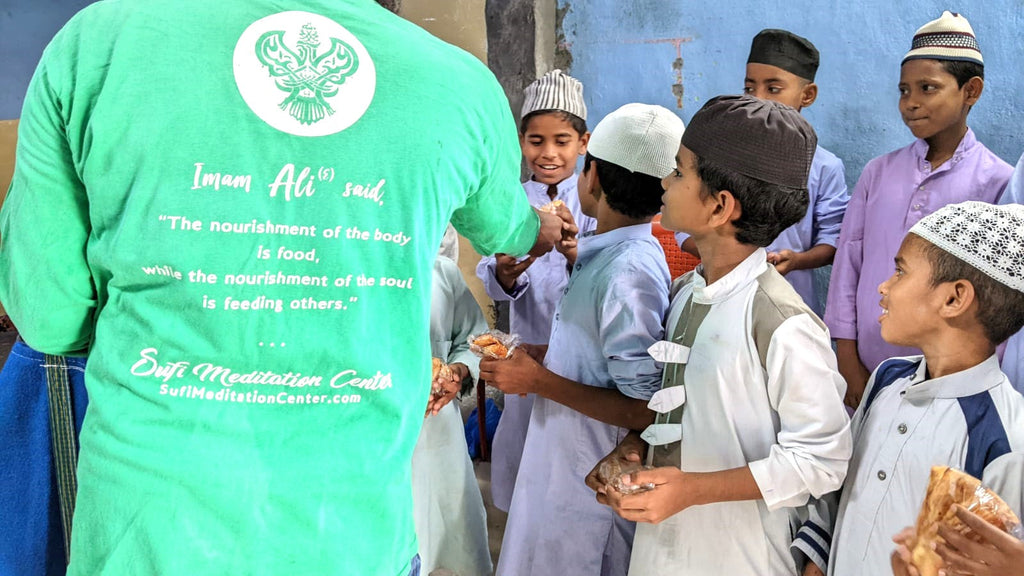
[412,256,491,576]
[629,248,852,576]
[824,355,1024,576]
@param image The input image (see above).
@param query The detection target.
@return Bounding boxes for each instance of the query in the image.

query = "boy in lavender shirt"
[825,11,1013,408]
[476,70,596,511]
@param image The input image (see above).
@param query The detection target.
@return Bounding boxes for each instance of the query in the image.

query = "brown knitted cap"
[681,94,816,188]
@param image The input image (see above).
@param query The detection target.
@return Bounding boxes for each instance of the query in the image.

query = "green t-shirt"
[0,1,538,574]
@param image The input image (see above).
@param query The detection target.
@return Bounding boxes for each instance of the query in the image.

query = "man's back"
[0,1,537,574]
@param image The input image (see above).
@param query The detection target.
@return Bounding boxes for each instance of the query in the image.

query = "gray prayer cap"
[681,94,816,189]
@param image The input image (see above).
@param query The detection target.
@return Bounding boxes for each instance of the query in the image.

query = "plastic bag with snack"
[468,330,520,360]
[596,459,655,495]
[910,466,1024,576]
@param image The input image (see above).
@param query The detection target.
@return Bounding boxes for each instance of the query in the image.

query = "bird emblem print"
[255,23,360,125]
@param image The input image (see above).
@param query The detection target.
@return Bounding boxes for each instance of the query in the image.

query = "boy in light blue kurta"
[479,103,682,576]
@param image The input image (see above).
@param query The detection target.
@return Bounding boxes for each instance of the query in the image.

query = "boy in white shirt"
[819,201,1024,576]
[588,95,852,576]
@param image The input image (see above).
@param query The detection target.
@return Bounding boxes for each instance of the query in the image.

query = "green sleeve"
[0,40,95,355]
[450,75,538,257]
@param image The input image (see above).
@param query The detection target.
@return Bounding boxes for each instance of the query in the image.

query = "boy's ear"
[800,82,818,109]
[578,131,591,156]
[708,189,741,227]
[939,279,977,320]
[963,77,984,106]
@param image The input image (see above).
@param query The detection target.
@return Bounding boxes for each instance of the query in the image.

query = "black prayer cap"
[747,29,819,82]
[682,95,816,189]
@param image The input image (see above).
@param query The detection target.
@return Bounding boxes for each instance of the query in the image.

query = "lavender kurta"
[999,151,1024,393]
[824,130,1013,370]
[478,174,597,512]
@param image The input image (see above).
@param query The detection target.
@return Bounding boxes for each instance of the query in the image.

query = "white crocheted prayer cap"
[521,69,587,121]
[903,11,983,66]
[587,103,685,178]
[910,201,1024,292]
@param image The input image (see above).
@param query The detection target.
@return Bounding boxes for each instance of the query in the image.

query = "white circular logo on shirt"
[233,11,376,137]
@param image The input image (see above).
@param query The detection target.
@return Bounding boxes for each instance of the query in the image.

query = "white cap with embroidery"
[587,103,685,179]
[910,201,1024,292]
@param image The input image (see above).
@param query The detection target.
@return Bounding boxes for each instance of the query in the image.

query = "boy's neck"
[594,208,652,235]
[692,235,758,285]
[919,326,994,379]
[924,122,969,170]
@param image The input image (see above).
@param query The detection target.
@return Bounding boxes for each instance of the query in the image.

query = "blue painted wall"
[559,1,1024,187]
[1,0,99,120]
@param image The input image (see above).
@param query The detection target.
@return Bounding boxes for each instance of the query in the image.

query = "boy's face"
[877,235,946,347]
[576,159,600,218]
[660,145,712,233]
[744,63,816,111]
[898,59,978,141]
[520,113,589,186]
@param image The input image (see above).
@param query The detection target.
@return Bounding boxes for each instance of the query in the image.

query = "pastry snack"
[468,330,519,360]
[910,466,1022,576]
[430,357,453,399]
[540,199,565,214]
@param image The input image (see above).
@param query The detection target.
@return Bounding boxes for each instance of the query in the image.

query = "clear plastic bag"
[468,330,520,360]
[597,459,655,495]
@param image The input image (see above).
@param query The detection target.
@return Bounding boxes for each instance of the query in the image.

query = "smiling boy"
[476,69,596,511]
[820,202,1024,575]
[824,11,1014,408]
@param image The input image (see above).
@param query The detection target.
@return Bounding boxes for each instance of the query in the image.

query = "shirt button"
[877,470,887,481]
[575,263,582,271]
[913,204,922,210]
[918,185,925,191]
[555,313,560,321]
[563,287,569,295]
[898,423,908,434]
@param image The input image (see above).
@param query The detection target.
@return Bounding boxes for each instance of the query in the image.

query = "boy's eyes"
[673,168,683,178]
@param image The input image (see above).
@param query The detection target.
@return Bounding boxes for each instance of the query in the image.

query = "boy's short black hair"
[520,110,587,136]
[917,236,1024,344]
[694,154,808,246]
[940,60,984,87]
[582,152,663,219]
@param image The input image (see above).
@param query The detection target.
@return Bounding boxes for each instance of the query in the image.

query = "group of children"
[417,10,1024,576]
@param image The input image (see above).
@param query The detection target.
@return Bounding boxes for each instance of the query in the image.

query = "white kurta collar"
[691,248,770,305]
[903,354,1005,401]
[524,173,579,198]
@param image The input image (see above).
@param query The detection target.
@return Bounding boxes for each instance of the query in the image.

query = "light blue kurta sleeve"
[599,257,669,401]
[810,151,848,248]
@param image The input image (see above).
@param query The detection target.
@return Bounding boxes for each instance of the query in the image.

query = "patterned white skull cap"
[910,201,1024,292]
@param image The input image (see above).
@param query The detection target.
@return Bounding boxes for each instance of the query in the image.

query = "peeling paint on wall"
[557,0,1024,189]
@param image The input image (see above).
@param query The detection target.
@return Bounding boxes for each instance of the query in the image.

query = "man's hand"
[528,208,562,258]
[604,467,694,524]
[767,249,800,276]
[478,347,545,396]
[425,362,464,417]
[836,339,871,409]
[495,253,535,292]
[585,433,646,505]
[934,505,1024,576]
[890,526,921,576]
